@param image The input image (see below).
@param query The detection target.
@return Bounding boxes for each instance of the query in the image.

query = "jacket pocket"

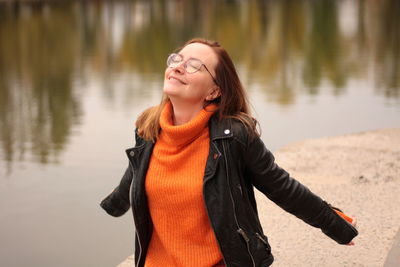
[250,232,273,267]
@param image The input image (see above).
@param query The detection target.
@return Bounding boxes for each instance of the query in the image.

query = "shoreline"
[118,128,400,266]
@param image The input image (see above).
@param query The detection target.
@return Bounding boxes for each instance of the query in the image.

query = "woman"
[100,38,358,267]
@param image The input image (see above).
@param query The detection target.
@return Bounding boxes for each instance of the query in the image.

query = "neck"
[169,99,204,125]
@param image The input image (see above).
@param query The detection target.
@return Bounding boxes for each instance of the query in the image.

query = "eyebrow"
[177,53,203,63]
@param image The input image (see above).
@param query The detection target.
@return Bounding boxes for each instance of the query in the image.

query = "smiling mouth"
[169,76,187,85]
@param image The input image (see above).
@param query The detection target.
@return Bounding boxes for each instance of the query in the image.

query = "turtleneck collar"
[159,101,217,147]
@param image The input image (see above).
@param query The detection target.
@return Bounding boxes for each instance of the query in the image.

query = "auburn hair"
[136,38,259,142]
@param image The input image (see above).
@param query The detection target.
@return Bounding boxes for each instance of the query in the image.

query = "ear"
[205,87,221,101]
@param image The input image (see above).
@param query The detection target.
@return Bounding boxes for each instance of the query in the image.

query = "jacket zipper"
[129,160,143,267]
[135,231,142,267]
[203,144,228,266]
[222,140,256,267]
[255,232,268,245]
[203,189,228,266]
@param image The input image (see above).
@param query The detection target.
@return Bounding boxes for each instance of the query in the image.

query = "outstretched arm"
[244,135,358,245]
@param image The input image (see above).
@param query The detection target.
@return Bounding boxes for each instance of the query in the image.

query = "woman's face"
[163,43,219,106]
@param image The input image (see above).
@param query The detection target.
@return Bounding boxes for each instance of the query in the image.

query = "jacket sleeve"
[100,165,133,217]
[245,135,358,244]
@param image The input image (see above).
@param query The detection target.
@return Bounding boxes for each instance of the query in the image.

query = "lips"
[168,75,187,85]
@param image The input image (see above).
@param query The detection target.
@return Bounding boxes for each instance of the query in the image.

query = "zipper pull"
[237,228,250,242]
[255,232,268,245]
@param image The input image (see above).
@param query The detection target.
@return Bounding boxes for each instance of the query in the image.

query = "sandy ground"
[118,128,400,267]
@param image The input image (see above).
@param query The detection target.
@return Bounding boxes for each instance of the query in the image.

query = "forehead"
[179,43,218,68]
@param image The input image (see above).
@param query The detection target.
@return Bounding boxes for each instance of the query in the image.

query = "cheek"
[188,75,213,95]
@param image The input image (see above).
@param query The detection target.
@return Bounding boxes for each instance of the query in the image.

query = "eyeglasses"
[167,53,218,86]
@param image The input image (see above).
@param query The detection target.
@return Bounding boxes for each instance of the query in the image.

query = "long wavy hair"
[136,38,259,142]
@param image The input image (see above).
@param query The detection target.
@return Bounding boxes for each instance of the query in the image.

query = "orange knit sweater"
[144,102,224,267]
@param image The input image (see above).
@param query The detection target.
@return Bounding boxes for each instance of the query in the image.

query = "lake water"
[0,0,399,266]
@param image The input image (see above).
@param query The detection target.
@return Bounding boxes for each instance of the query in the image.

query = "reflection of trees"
[1,0,399,167]
[0,3,82,167]
[244,0,307,105]
[375,0,400,97]
[74,0,400,103]
[303,0,347,95]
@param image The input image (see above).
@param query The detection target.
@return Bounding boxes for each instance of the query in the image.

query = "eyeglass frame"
[166,53,219,86]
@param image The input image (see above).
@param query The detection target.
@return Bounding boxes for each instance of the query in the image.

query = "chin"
[163,82,183,96]
[163,86,177,98]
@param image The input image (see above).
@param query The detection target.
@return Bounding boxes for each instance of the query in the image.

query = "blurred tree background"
[0,0,399,165]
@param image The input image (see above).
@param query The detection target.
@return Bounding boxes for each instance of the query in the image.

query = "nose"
[172,61,185,74]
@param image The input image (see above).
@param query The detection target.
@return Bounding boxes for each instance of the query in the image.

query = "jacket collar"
[209,114,233,140]
[128,114,233,158]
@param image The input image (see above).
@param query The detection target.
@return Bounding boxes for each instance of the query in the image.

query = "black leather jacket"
[100,115,358,267]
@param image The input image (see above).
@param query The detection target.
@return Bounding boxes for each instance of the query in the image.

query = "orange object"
[144,102,223,267]
[333,209,353,224]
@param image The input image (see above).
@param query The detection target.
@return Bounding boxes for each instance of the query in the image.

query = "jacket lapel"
[204,116,233,183]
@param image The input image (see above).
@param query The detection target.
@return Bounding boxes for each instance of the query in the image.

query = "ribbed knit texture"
[144,101,224,267]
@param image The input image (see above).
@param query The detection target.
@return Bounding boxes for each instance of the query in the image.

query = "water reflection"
[0,3,83,170]
[375,0,400,96]
[0,0,399,168]
[304,0,344,92]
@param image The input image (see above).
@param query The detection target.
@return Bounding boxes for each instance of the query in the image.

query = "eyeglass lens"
[167,54,202,73]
